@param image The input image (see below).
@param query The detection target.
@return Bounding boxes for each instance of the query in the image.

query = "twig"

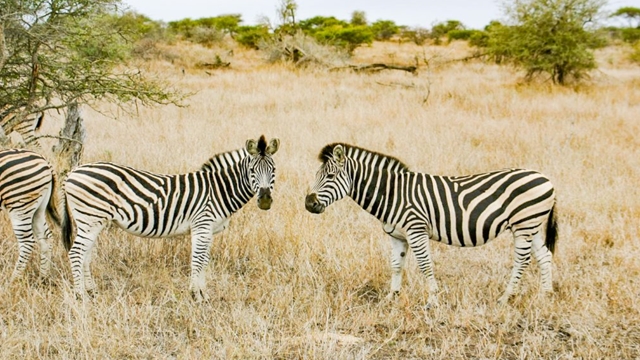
[375,81,415,89]
[34,134,84,145]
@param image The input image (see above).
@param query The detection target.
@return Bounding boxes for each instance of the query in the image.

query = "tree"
[611,6,640,28]
[0,0,182,166]
[370,20,399,41]
[485,0,606,85]
[350,11,367,26]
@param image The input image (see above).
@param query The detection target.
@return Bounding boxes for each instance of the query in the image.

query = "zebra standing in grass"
[61,136,280,301]
[305,143,557,307]
[0,148,60,281]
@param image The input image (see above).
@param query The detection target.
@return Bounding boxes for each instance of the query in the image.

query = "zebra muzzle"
[305,193,325,214]
[257,188,272,210]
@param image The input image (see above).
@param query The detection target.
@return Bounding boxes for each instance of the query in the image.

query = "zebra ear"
[333,145,345,164]
[266,138,280,155]
[246,139,259,155]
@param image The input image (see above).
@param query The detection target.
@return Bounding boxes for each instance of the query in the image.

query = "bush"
[621,28,640,43]
[314,25,373,54]
[235,25,271,49]
[631,43,640,63]
[370,20,399,41]
[190,26,225,46]
[447,29,477,42]
[400,27,430,45]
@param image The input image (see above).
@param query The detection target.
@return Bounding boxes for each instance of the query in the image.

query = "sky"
[123,0,640,30]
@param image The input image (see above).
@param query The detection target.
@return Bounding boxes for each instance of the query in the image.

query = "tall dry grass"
[1,41,639,358]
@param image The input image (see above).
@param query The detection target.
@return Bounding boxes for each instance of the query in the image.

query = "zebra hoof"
[191,289,209,303]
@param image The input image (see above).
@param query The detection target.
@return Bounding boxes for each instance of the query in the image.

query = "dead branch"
[375,81,415,88]
[331,63,417,74]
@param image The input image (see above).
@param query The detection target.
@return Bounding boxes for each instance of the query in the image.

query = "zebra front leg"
[407,232,439,309]
[498,234,533,305]
[189,224,216,302]
[532,231,553,296]
[386,235,408,300]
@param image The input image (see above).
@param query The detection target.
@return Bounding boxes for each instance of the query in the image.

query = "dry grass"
[1,41,639,359]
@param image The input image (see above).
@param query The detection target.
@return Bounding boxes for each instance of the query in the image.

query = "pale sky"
[123,0,640,30]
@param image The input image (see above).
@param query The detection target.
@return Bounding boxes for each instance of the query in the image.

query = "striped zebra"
[305,143,557,307]
[61,136,279,301]
[1,107,45,148]
[0,148,60,281]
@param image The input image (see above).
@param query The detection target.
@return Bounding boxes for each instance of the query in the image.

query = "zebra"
[0,148,61,282]
[305,143,557,307]
[0,106,45,148]
[61,136,280,301]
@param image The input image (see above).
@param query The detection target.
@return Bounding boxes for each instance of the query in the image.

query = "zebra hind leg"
[69,220,106,299]
[386,235,408,300]
[532,231,553,296]
[33,205,53,282]
[8,211,38,282]
[498,232,534,305]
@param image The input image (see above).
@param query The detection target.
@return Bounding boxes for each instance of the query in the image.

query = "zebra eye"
[326,173,336,180]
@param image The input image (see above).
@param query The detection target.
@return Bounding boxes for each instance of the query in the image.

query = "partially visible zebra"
[305,143,557,307]
[1,107,45,148]
[61,136,280,301]
[0,148,61,281]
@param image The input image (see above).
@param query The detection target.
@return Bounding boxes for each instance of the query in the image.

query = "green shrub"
[400,27,430,45]
[314,25,373,54]
[235,25,271,49]
[621,28,640,43]
[370,20,399,41]
[447,29,477,42]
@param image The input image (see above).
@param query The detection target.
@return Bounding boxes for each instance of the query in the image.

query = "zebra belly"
[112,215,192,238]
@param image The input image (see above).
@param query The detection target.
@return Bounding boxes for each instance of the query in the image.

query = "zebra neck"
[350,165,402,223]
[203,155,254,216]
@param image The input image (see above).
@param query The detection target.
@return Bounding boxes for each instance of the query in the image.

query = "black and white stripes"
[61,136,279,300]
[305,143,557,306]
[0,148,60,281]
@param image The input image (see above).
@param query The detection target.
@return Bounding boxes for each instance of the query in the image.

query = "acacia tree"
[0,0,183,167]
[486,0,606,84]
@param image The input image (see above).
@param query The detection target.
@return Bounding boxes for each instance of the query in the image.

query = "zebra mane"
[318,143,410,171]
[257,135,267,156]
[200,148,249,172]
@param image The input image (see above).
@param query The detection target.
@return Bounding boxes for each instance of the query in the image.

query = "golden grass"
[1,41,639,358]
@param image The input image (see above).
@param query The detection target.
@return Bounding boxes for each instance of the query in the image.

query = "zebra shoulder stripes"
[61,136,280,301]
[0,148,60,281]
[305,143,558,307]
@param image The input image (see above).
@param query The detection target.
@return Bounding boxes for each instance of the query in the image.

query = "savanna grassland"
[1,40,639,359]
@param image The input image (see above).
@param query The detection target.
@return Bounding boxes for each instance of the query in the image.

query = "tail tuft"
[61,193,73,252]
[545,203,558,254]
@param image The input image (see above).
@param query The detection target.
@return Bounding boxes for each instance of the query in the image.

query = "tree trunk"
[53,102,86,175]
[0,22,8,70]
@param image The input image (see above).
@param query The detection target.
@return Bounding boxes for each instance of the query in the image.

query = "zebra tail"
[61,192,73,252]
[46,172,62,227]
[545,203,558,254]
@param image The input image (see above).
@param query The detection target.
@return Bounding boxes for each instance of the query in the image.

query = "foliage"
[168,14,241,40]
[447,29,480,42]
[484,0,606,85]
[236,25,271,49]
[430,20,465,44]
[0,0,183,127]
[313,25,374,54]
[299,16,348,33]
[611,6,640,28]
[370,20,400,41]
[350,11,367,26]
[620,27,640,43]
[400,26,430,45]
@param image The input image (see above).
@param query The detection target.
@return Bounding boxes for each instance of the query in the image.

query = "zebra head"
[305,144,351,214]
[246,136,280,210]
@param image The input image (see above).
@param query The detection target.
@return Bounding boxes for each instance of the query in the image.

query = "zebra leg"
[498,233,533,305]
[532,231,553,295]
[189,223,217,302]
[69,220,106,298]
[407,232,439,308]
[32,206,52,280]
[8,211,37,282]
[386,235,408,300]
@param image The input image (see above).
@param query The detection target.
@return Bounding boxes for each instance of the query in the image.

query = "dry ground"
[1,40,639,359]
